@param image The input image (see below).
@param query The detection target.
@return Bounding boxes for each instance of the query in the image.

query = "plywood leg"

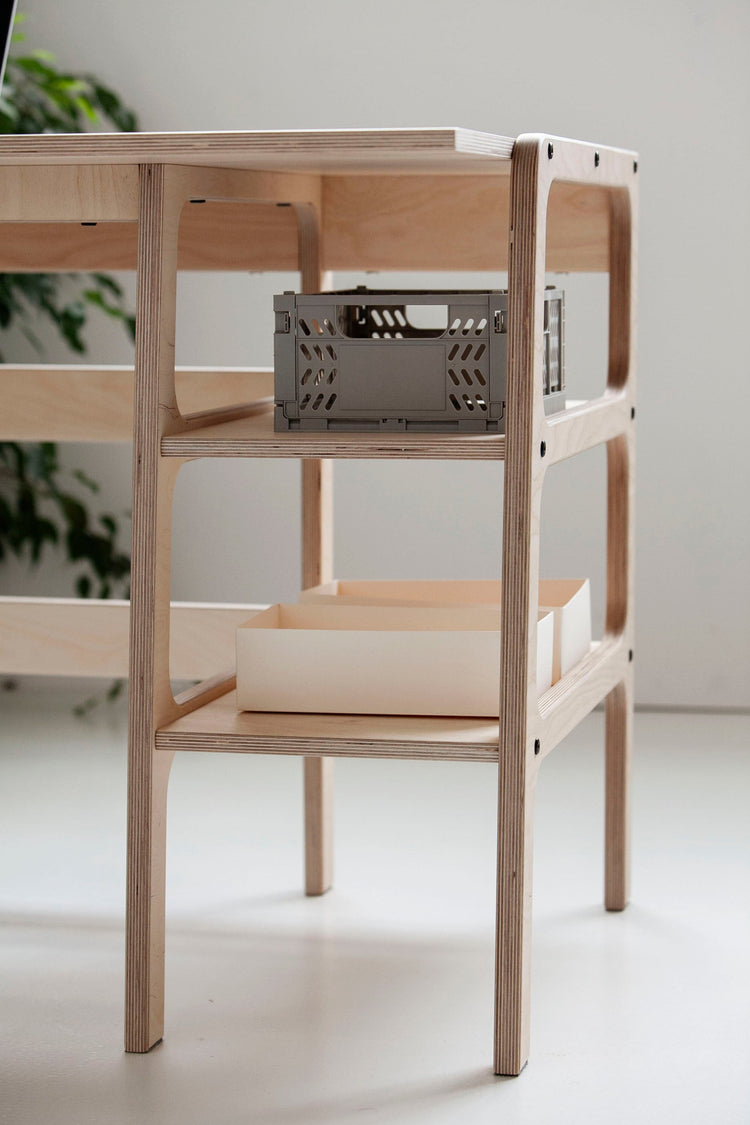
[125,163,183,1051]
[303,756,334,895]
[604,181,636,914]
[605,677,632,910]
[494,136,548,1076]
[301,457,334,895]
[297,196,334,896]
[495,764,536,1075]
[125,747,174,1051]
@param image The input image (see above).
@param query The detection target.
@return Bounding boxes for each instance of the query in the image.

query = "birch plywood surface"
[156,688,500,762]
[0,128,514,170]
[0,366,272,442]
[0,205,299,273]
[0,597,265,680]
[161,411,507,459]
[0,178,611,274]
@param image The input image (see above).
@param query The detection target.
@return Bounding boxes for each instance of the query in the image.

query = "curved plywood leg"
[604,180,636,914]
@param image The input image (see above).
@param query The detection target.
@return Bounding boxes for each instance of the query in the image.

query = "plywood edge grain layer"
[161,413,507,459]
[155,689,500,762]
[536,638,625,754]
[0,128,515,169]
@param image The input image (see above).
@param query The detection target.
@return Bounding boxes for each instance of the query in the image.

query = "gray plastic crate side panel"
[541,289,565,395]
[273,293,296,403]
[488,306,507,421]
[336,343,445,412]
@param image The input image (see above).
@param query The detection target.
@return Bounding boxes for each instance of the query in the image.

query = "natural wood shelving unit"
[0,127,636,1076]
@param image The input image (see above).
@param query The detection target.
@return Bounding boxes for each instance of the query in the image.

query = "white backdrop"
[4,0,749,708]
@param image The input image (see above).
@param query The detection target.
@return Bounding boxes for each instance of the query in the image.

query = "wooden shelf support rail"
[0,596,265,679]
[0,364,273,443]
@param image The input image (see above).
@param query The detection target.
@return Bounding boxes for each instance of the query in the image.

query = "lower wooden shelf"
[154,640,623,764]
[155,688,501,762]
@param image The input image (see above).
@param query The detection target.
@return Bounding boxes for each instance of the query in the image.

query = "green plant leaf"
[60,495,88,530]
[72,468,99,493]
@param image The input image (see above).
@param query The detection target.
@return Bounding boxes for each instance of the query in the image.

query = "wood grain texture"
[0,596,265,678]
[537,638,627,754]
[0,365,272,442]
[161,412,507,459]
[0,206,298,272]
[298,196,335,897]
[545,391,630,465]
[605,676,633,910]
[0,127,515,169]
[156,689,500,762]
[126,163,183,1054]
[324,176,610,271]
[494,134,637,1076]
[603,170,637,912]
[0,163,138,221]
[0,179,609,273]
[495,136,545,1078]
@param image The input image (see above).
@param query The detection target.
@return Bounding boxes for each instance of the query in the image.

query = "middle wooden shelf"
[161,406,508,460]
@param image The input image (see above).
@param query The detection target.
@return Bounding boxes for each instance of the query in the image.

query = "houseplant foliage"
[0,16,137,603]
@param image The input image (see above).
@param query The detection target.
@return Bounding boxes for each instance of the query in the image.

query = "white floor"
[1,683,749,1125]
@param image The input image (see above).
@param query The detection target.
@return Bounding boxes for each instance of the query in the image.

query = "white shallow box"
[299,579,591,684]
[236,603,554,717]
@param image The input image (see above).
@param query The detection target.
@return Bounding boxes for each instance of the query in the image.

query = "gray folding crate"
[274,287,565,433]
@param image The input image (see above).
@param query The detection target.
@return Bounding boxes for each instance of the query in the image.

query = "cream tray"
[237,602,554,717]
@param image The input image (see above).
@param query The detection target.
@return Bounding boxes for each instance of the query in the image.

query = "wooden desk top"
[0,126,515,172]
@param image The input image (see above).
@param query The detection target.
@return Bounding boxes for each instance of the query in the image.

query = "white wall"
[6,0,749,708]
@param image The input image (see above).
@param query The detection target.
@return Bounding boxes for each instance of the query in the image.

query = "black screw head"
[633,160,638,173]
[628,649,634,662]
[540,440,547,458]
[594,151,600,167]
[547,142,554,159]
[631,406,636,420]
[534,739,541,756]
